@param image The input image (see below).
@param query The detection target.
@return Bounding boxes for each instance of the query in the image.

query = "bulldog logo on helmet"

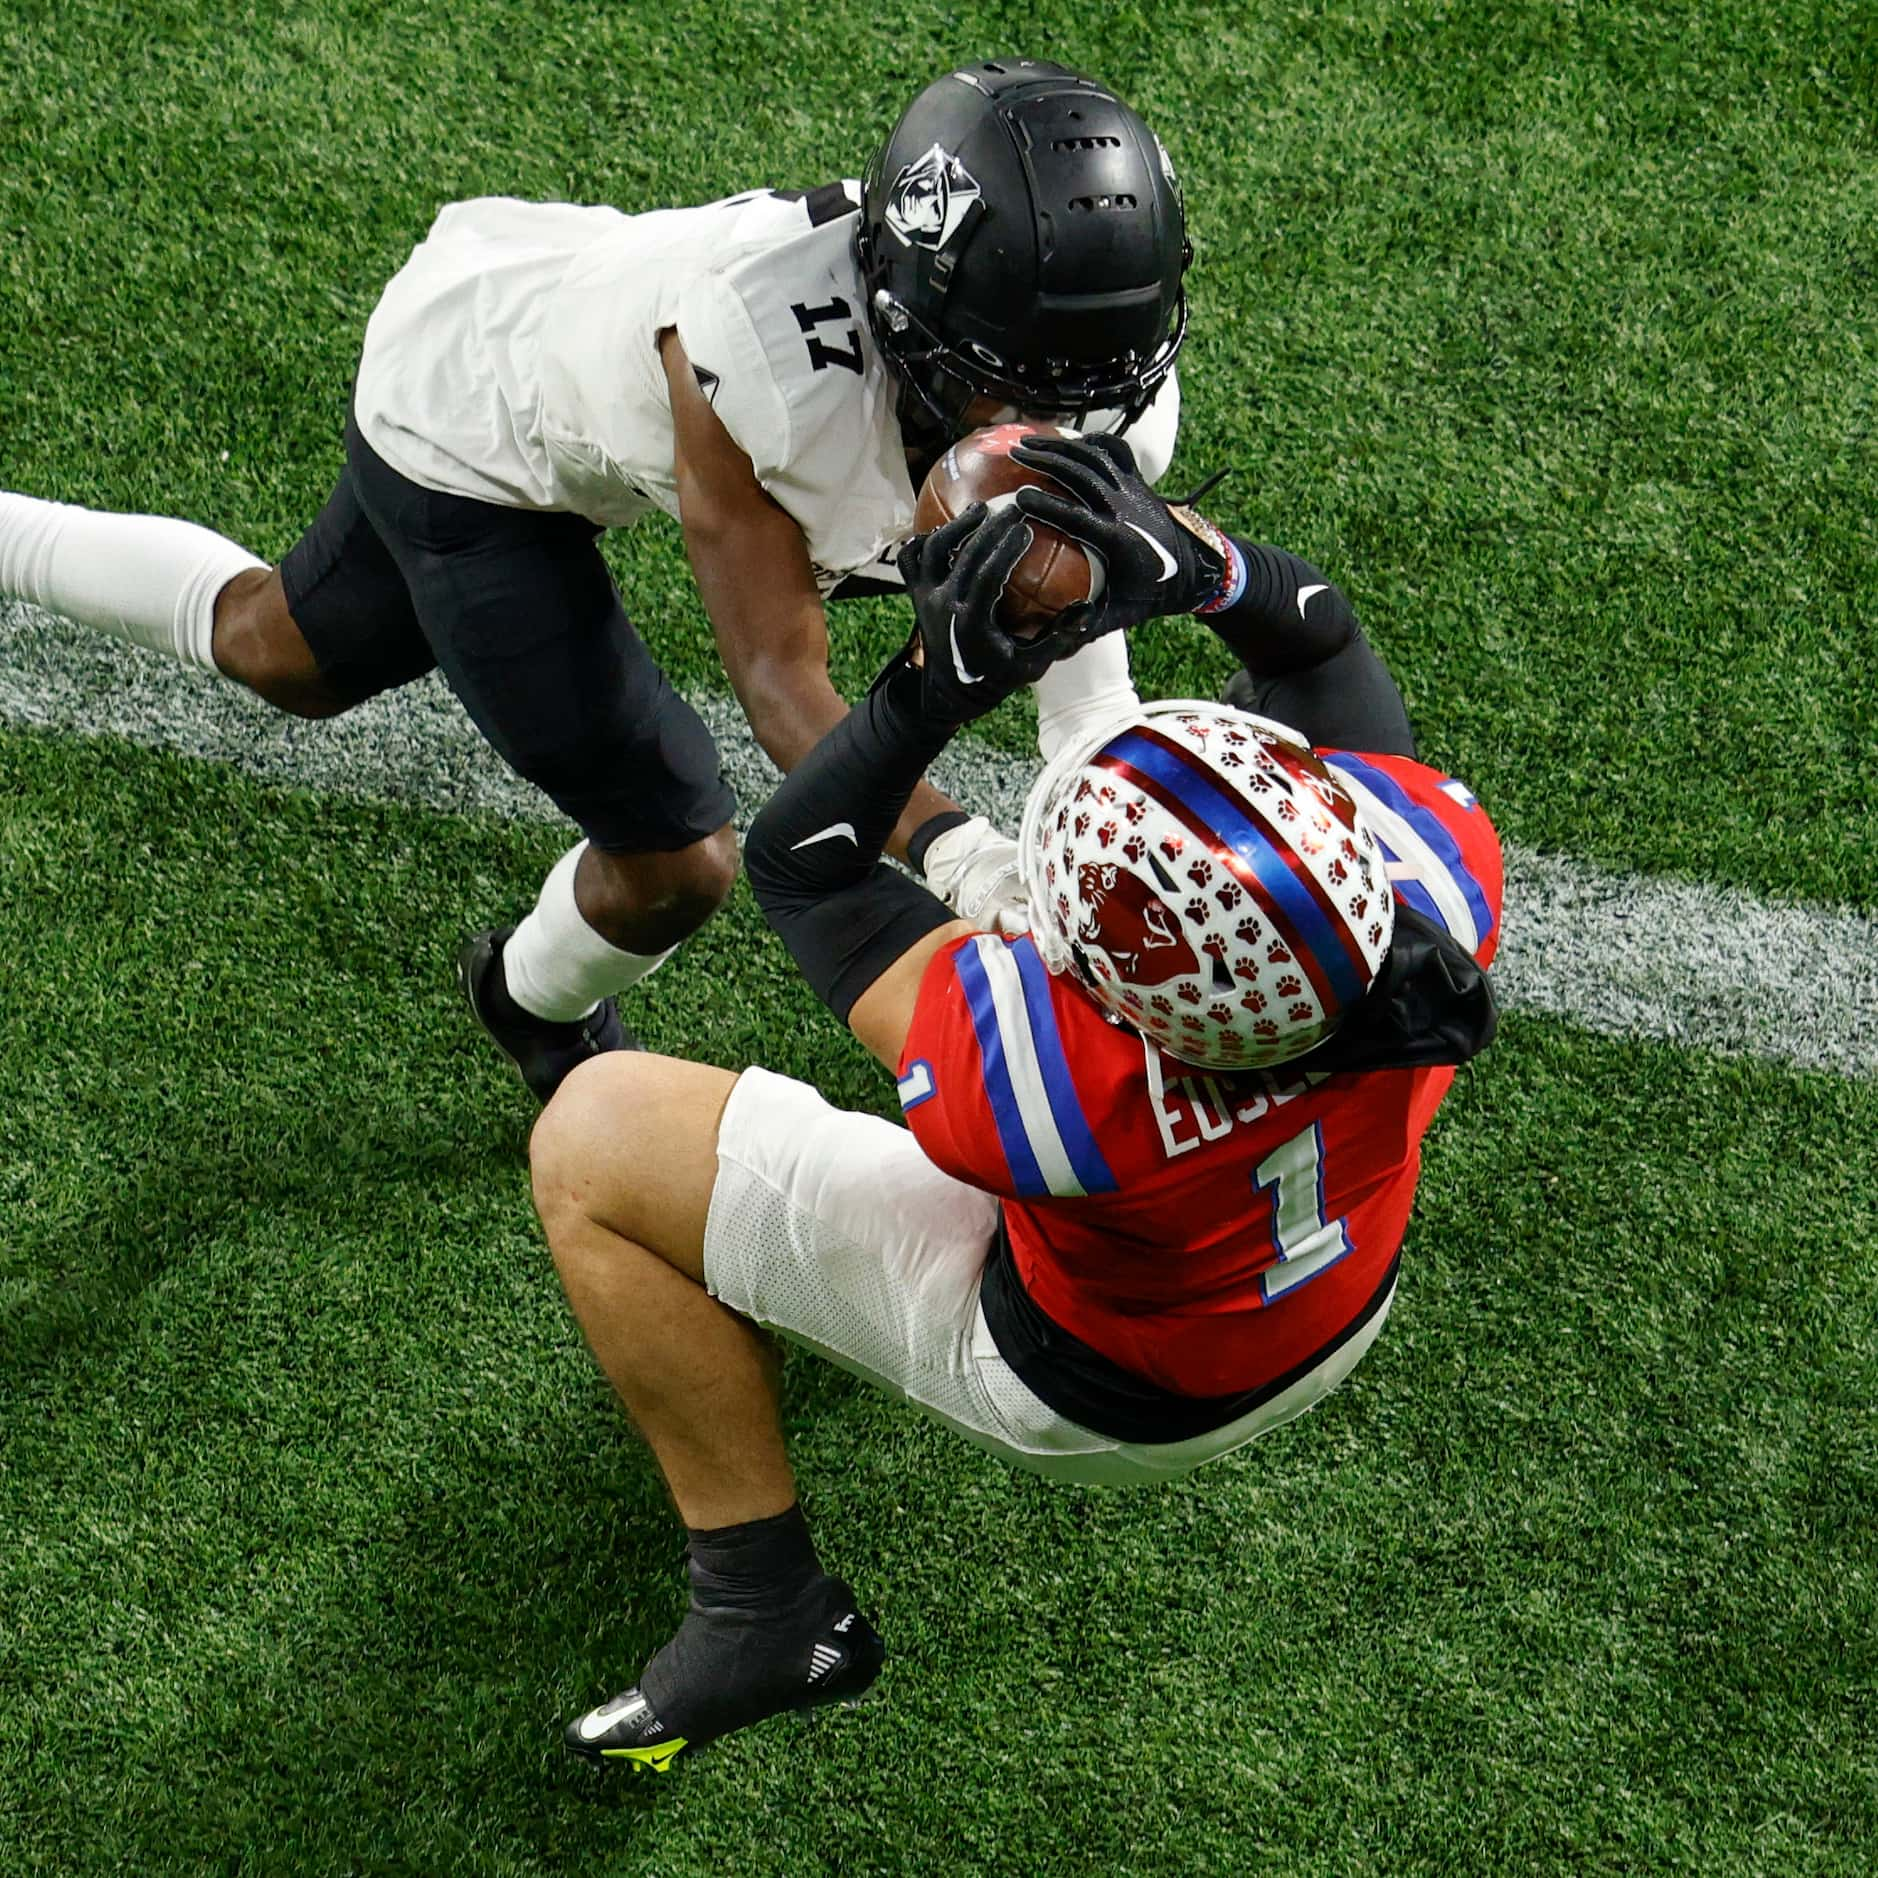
[884,143,982,251]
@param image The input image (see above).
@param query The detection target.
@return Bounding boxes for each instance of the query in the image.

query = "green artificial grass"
[3,731,1875,1878]
[4,1,1878,1871]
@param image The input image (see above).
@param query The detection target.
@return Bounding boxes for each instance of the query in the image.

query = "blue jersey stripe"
[1101,731,1369,1008]
[1009,938,1118,1196]
[1329,754,1496,943]
[954,940,1050,1197]
[1388,875,1446,931]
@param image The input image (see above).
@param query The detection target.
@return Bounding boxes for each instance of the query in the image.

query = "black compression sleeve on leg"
[1208,536,1416,758]
[744,663,960,1021]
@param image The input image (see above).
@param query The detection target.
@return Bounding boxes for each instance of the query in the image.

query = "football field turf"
[3,3,1876,1873]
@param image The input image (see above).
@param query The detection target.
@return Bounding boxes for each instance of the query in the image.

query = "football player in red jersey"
[529,437,1500,1771]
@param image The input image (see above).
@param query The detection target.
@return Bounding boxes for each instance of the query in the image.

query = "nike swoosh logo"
[1123,521,1179,582]
[950,614,982,685]
[578,1693,648,1741]
[792,823,858,850]
[1296,583,1328,616]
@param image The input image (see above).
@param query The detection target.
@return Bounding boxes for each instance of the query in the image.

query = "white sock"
[502,842,676,1021]
[1033,632,1141,761]
[0,490,264,673]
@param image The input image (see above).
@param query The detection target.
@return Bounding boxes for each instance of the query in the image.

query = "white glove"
[922,815,1029,936]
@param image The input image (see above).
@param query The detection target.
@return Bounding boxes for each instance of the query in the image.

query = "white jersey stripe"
[970,936,1088,1199]
[1329,765,1479,953]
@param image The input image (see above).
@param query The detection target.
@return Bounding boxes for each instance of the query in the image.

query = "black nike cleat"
[563,1581,884,1774]
[561,1686,691,1775]
[456,927,635,1104]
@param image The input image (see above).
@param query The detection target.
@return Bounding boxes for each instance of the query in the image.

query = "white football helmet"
[1017,700,1395,1069]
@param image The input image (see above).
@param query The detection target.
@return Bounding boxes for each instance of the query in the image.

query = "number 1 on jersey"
[1253,1122,1353,1301]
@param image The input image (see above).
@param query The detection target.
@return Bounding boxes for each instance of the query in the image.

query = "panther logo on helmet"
[1073,861,1198,985]
[884,143,982,251]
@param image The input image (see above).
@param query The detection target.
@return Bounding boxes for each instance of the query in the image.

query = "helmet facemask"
[861,269,1189,443]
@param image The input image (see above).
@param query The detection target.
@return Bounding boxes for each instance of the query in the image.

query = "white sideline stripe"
[3,600,1875,1080]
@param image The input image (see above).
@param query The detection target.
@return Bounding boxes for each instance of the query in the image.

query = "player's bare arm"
[660,329,956,860]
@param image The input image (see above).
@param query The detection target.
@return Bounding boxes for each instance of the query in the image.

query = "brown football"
[913,421,1103,635]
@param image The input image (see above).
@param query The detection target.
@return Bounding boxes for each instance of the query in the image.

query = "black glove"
[1009,432,1231,639]
[894,503,1079,723]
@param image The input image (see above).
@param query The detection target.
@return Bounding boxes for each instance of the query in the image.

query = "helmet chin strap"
[889,364,971,456]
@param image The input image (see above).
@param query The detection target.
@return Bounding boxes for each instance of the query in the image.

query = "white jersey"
[352,186,1179,595]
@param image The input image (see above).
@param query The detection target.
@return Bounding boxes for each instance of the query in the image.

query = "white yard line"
[4,600,1875,1079]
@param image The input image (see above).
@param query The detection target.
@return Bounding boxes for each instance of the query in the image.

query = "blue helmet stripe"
[1100,730,1370,1009]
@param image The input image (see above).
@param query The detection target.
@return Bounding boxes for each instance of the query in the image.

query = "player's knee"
[581,825,739,952]
[211,568,350,719]
[673,823,741,918]
[530,1065,602,1237]
[529,1052,653,1236]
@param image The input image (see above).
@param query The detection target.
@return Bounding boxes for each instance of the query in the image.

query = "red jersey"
[899,751,1504,1399]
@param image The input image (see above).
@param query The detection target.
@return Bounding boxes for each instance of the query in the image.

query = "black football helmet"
[855,59,1191,448]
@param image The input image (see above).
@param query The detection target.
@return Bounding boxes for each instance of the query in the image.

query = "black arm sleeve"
[743,663,960,1022]
[1207,537,1416,759]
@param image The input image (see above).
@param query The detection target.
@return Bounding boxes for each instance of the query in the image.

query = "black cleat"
[564,1580,884,1774]
[562,1687,691,1776]
[456,927,635,1104]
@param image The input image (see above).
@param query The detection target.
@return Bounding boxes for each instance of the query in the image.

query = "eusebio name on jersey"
[353,185,1177,598]
[1145,1051,1329,1160]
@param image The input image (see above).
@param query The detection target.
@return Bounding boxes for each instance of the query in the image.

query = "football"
[913,421,1105,635]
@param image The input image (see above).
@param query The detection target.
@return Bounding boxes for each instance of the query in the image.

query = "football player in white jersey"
[0,59,1186,1099]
